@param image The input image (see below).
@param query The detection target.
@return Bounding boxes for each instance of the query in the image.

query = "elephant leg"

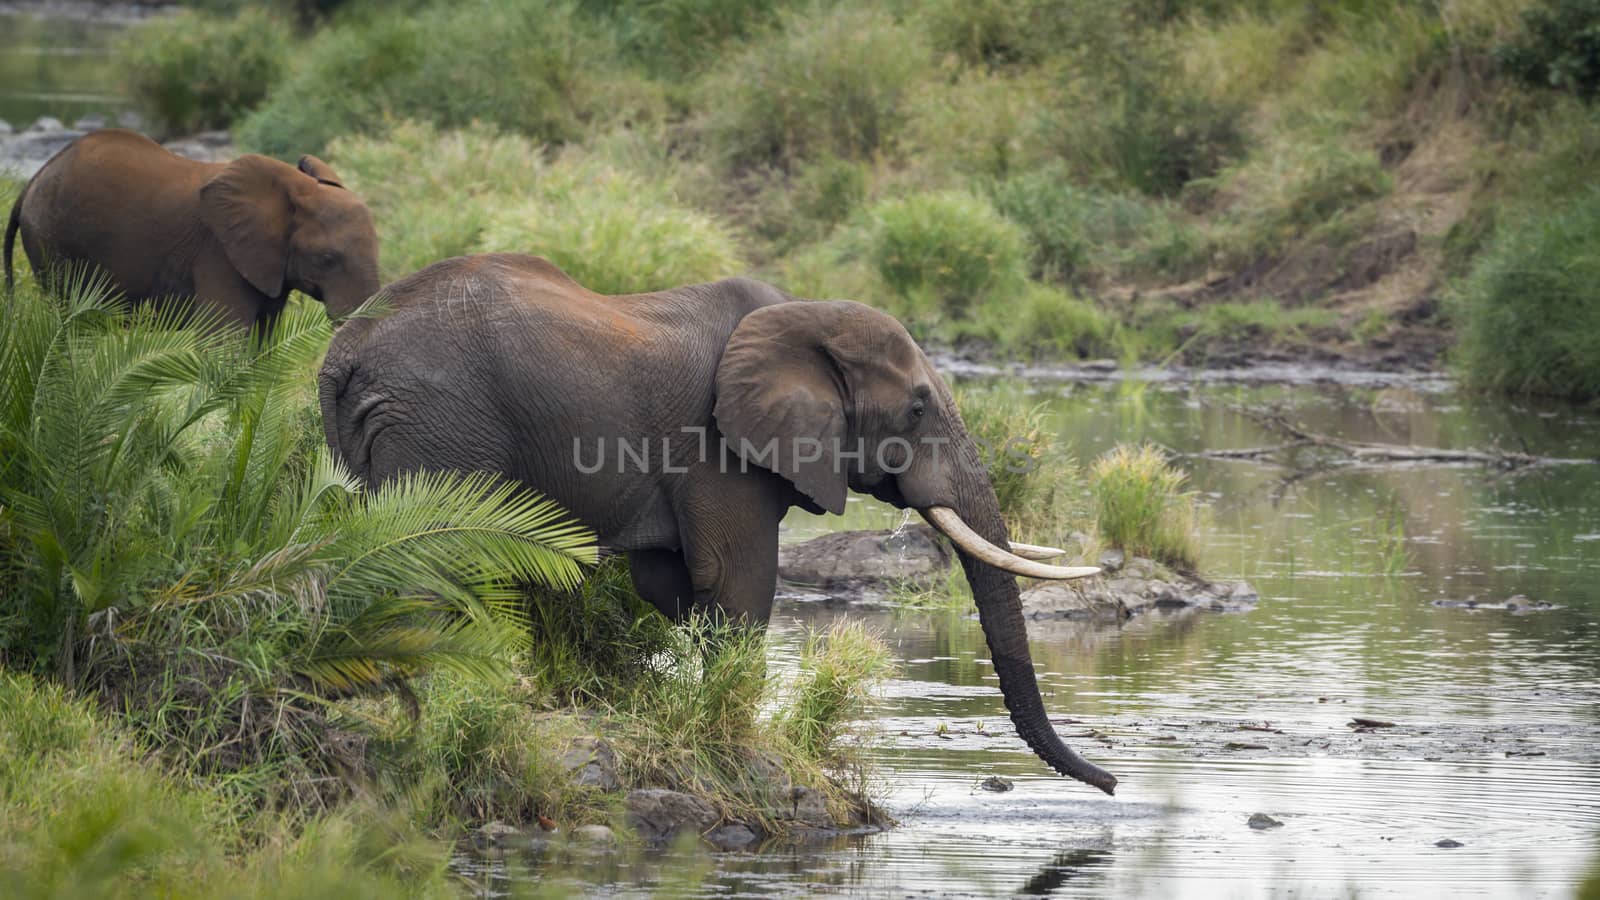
[627,549,695,623]
[676,469,787,627]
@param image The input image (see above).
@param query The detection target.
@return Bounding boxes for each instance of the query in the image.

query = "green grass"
[0,272,895,876]
[865,190,1030,324]
[0,672,462,900]
[696,5,932,168]
[327,121,743,288]
[1090,443,1201,571]
[952,383,1092,548]
[1453,189,1600,399]
[235,0,638,158]
[117,8,290,136]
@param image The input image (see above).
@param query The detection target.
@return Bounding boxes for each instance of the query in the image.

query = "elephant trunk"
[925,446,1118,794]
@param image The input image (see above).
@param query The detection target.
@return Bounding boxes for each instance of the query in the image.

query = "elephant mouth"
[919,507,1100,581]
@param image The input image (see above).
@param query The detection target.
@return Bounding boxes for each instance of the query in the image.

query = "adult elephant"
[4,129,379,332]
[319,253,1118,794]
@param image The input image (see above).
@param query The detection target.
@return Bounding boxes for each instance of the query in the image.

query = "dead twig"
[1188,405,1596,472]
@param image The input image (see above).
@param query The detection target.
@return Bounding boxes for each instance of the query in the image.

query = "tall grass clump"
[477,161,744,294]
[698,6,932,168]
[0,275,594,809]
[0,672,460,899]
[953,383,1089,545]
[329,122,743,289]
[593,0,785,73]
[236,0,619,157]
[988,165,1208,282]
[774,623,891,765]
[977,284,1116,361]
[117,9,291,135]
[865,190,1029,325]
[1090,444,1200,571]
[1453,190,1600,399]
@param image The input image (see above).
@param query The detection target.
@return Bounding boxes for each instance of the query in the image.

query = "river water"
[483,373,1600,898]
[0,8,128,128]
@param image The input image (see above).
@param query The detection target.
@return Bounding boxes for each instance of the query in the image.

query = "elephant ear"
[199,155,291,298]
[297,154,345,188]
[714,301,856,515]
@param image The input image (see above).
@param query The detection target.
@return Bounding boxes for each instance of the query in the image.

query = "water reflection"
[0,12,128,126]
[507,377,1600,897]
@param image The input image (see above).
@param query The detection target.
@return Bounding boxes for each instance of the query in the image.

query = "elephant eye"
[911,400,926,419]
[316,252,340,268]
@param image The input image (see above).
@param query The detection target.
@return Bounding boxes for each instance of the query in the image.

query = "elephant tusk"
[920,507,1101,581]
[1009,541,1068,561]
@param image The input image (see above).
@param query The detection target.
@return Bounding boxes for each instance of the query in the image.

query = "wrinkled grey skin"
[319,253,1117,793]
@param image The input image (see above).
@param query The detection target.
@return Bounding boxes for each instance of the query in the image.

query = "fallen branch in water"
[1189,405,1596,471]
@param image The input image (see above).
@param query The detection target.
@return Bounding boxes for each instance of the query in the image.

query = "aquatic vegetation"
[1090,443,1201,571]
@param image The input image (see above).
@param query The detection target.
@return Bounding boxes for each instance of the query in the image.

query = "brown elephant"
[4,129,379,331]
[320,254,1117,793]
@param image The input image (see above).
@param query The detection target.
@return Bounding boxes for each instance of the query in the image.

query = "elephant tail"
[4,180,22,294]
[318,352,359,478]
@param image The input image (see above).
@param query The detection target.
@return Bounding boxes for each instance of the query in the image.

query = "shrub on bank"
[477,162,744,294]
[865,190,1030,320]
[698,6,932,168]
[118,9,290,135]
[0,673,460,899]
[236,0,619,157]
[1454,190,1600,400]
[328,121,743,289]
[978,283,1116,361]
[988,166,1208,282]
[1091,444,1200,571]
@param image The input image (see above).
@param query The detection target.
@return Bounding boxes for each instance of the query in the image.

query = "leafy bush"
[236,0,616,157]
[1454,190,1600,399]
[118,9,290,135]
[919,0,1045,67]
[0,276,593,810]
[1090,443,1200,570]
[1497,0,1600,102]
[1037,7,1246,196]
[865,190,1030,319]
[477,162,744,293]
[593,0,786,72]
[328,122,743,288]
[989,165,1208,281]
[903,69,1053,181]
[698,6,932,167]
[0,674,459,899]
[979,283,1117,361]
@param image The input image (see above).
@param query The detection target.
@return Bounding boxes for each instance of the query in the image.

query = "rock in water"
[569,824,616,846]
[624,789,718,842]
[980,775,1015,793]
[778,526,951,597]
[1247,813,1284,830]
[1435,838,1463,848]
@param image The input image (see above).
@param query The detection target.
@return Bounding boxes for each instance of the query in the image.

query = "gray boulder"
[778,526,950,595]
[624,788,718,842]
[558,736,620,791]
[1022,557,1258,620]
[28,117,65,133]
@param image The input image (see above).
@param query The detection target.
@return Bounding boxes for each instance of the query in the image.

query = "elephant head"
[714,300,1118,794]
[199,154,379,319]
